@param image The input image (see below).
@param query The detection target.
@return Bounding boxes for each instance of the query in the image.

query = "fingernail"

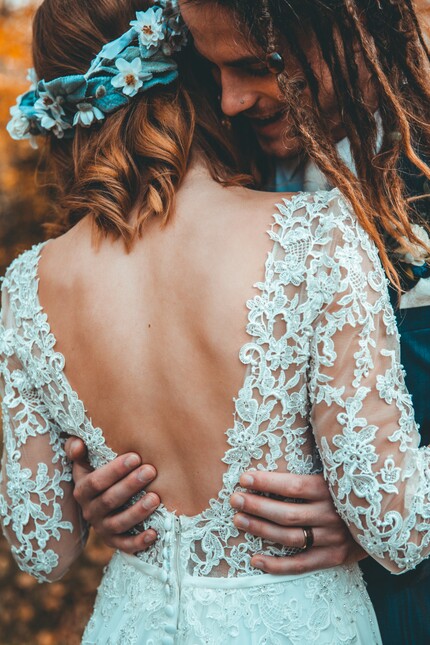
[142,494,157,510]
[68,438,82,457]
[137,466,154,482]
[230,493,245,510]
[240,474,254,488]
[252,558,264,570]
[71,438,81,451]
[235,515,250,530]
[125,454,140,469]
[67,439,79,461]
[144,531,156,544]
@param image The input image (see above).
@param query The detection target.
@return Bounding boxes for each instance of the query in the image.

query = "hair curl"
[33,0,254,248]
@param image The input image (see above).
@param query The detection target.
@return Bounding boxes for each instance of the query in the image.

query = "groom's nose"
[219,73,257,118]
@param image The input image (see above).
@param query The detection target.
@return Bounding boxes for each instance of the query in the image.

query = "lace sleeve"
[0,285,88,583]
[308,195,430,574]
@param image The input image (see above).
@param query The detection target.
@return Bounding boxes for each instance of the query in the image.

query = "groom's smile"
[246,107,290,138]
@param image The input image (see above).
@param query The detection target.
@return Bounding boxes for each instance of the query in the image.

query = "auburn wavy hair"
[191,0,430,294]
[32,0,254,247]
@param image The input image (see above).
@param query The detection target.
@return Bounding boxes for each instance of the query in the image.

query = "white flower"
[33,86,70,139]
[26,68,38,90]
[397,223,430,266]
[130,8,165,48]
[405,224,430,266]
[33,89,69,138]
[35,109,71,139]
[73,102,105,127]
[7,102,39,148]
[111,57,151,97]
[34,90,65,120]
[7,104,31,140]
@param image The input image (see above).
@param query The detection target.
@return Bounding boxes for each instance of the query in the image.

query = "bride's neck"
[180,157,249,201]
[183,158,214,186]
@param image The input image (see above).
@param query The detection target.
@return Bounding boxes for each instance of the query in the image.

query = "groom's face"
[181,1,296,158]
[180,1,345,160]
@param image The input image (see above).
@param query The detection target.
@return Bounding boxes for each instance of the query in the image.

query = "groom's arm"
[66,438,364,569]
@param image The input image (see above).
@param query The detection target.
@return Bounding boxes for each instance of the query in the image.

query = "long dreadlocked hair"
[197,0,430,294]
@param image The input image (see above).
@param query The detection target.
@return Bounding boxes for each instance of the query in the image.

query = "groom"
[67,1,430,642]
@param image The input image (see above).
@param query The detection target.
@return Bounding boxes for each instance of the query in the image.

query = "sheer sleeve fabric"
[0,284,88,583]
[308,196,430,574]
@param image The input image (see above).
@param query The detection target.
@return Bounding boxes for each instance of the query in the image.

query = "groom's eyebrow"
[225,55,264,68]
[194,47,263,68]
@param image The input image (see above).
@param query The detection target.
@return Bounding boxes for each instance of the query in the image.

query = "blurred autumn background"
[0,0,430,644]
[0,1,111,644]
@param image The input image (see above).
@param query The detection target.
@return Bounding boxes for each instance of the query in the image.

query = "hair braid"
[309,9,380,183]
[192,0,430,292]
[276,68,399,286]
[274,3,412,275]
[345,1,429,178]
[403,0,430,62]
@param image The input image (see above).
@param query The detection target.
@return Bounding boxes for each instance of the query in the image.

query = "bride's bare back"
[38,167,283,516]
[2,165,427,594]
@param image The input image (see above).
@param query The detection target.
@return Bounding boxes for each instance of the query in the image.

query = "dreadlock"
[193,0,430,294]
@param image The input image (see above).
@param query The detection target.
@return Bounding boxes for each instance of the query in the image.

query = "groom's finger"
[65,437,92,470]
[250,546,350,575]
[73,453,148,505]
[230,492,336,528]
[77,464,158,521]
[233,514,343,549]
[239,471,331,501]
[108,528,158,555]
[102,492,161,536]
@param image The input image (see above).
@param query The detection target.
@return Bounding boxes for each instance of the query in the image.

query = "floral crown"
[7,1,187,147]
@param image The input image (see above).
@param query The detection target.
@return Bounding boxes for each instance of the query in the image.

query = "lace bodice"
[1,189,430,585]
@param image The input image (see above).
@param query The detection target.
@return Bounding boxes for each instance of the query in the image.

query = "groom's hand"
[230,471,366,574]
[65,438,160,554]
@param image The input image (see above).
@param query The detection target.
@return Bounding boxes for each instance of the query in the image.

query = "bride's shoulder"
[37,219,96,297]
[273,188,354,220]
[271,188,369,241]
[259,188,380,269]
[2,241,46,294]
[3,217,91,281]
[2,221,95,319]
[247,187,355,221]
[239,187,366,254]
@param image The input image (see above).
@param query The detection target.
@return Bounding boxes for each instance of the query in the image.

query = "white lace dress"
[1,190,430,645]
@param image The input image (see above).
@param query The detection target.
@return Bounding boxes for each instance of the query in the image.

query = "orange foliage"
[0,2,51,273]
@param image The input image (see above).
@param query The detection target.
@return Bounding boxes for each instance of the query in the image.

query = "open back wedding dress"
[2,190,430,644]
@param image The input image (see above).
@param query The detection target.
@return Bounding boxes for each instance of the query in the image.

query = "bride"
[1,1,430,643]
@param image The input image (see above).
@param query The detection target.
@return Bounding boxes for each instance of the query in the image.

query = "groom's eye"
[246,65,271,78]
